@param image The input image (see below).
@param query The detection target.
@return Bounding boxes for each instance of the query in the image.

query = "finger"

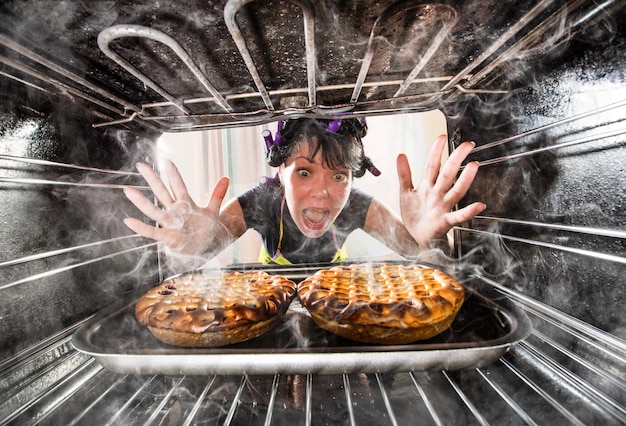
[123,217,166,242]
[445,201,486,227]
[443,160,480,206]
[205,176,230,215]
[435,141,475,192]
[124,216,186,250]
[423,135,447,185]
[396,153,415,192]
[136,162,174,207]
[162,159,194,204]
[124,186,167,223]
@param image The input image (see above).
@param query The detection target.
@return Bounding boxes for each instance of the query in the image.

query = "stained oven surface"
[0,0,624,425]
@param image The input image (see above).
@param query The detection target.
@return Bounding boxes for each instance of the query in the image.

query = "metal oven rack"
[1,285,624,425]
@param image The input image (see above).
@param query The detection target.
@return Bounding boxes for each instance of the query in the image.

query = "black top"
[237,179,373,264]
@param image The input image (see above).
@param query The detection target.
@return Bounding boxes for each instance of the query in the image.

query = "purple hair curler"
[362,157,381,177]
[327,119,342,133]
[368,164,381,176]
[275,120,284,146]
[262,120,285,151]
[262,129,274,151]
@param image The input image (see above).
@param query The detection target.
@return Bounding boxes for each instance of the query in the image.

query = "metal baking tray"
[72,267,532,375]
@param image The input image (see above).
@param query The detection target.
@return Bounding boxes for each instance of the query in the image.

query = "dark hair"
[266,117,379,178]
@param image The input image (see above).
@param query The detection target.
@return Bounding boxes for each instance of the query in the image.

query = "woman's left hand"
[397,134,486,249]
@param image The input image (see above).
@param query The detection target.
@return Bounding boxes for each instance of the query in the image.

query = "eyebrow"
[292,154,350,172]
[293,155,319,164]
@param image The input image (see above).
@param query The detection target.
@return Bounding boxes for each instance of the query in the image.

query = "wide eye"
[333,172,348,182]
[297,169,310,177]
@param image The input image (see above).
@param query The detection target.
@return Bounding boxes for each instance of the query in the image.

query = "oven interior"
[0,0,624,424]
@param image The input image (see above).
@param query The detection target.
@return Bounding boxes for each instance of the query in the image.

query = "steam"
[454,222,523,284]
[276,300,315,348]
[35,130,164,300]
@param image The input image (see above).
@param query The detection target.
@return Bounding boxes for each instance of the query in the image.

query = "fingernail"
[469,141,476,147]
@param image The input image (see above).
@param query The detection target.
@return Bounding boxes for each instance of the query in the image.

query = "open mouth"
[302,208,330,230]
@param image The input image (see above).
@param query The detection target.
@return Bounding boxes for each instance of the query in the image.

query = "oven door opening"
[156,111,448,267]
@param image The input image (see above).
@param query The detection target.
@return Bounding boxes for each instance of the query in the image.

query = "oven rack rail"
[0,0,610,131]
[0,279,624,426]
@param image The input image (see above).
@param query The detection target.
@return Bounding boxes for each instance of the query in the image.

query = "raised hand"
[397,135,486,249]
[123,159,231,257]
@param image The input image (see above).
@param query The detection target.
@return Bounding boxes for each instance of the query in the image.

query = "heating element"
[2,0,617,131]
[0,0,625,425]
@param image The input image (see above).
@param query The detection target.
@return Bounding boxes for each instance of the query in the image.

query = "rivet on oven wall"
[451,129,462,147]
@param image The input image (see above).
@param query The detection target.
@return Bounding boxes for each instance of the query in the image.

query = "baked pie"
[135,271,297,347]
[297,263,465,344]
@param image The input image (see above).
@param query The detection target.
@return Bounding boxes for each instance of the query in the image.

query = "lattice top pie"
[297,263,465,344]
[135,271,296,347]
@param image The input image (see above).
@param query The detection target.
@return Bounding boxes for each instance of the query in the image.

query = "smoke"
[161,243,233,276]
[454,222,524,289]
[275,300,321,348]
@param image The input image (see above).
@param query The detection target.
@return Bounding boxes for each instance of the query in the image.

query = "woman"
[123,117,485,265]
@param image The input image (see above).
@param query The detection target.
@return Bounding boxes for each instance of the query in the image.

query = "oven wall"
[445,23,626,338]
[0,80,161,359]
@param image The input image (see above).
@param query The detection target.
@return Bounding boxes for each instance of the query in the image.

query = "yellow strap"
[331,246,348,263]
[258,245,292,265]
[259,245,347,265]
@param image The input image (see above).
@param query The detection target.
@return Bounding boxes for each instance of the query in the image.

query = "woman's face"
[278,139,352,238]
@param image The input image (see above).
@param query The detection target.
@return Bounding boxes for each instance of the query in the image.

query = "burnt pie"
[135,271,296,347]
[297,263,465,344]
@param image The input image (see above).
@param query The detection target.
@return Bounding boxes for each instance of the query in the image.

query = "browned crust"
[298,263,465,344]
[135,271,296,347]
[308,311,458,344]
[146,315,281,347]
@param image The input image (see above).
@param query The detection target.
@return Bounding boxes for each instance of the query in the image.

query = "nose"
[310,176,329,198]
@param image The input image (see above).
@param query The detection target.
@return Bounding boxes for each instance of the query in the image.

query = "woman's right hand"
[123,159,231,257]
